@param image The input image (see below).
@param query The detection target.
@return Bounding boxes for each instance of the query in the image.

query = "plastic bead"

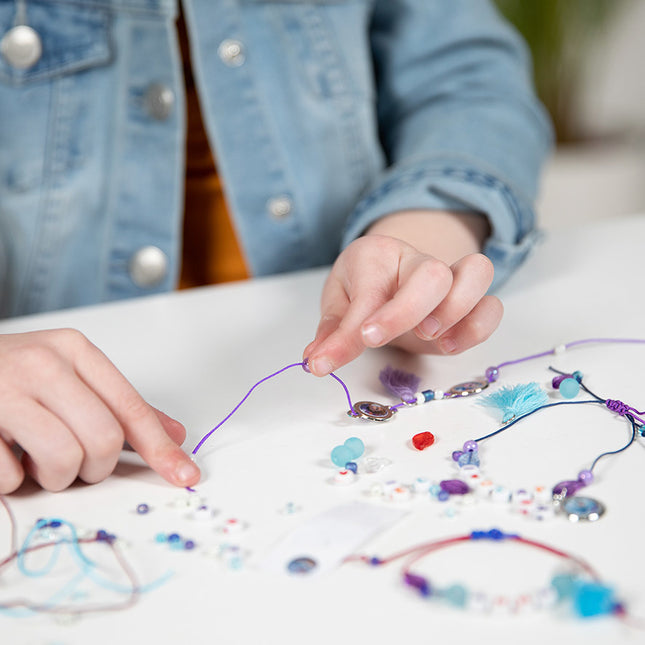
[345,461,358,473]
[413,477,432,494]
[559,377,580,399]
[437,490,450,502]
[463,440,477,453]
[184,540,196,550]
[457,451,480,468]
[404,572,431,596]
[442,584,468,608]
[331,469,356,485]
[167,533,181,543]
[451,450,463,462]
[136,503,150,515]
[577,469,594,484]
[440,479,469,495]
[485,366,499,383]
[573,582,617,618]
[330,445,353,468]
[412,431,435,450]
[155,533,167,543]
[422,390,435,402]
[551,374,567,389]
[572,370,583,382]
[343,437,365,460]
[389,486,412,502]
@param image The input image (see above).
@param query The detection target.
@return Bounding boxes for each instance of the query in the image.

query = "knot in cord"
[606,399,629,416]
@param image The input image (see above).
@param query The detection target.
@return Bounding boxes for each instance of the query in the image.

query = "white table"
[2,215,645,645]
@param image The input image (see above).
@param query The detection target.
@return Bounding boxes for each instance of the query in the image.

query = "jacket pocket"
[0,2,111,86]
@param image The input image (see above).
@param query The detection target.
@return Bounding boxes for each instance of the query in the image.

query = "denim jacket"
[0,0,552,318]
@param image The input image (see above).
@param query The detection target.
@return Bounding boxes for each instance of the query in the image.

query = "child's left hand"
[303,211,503,376]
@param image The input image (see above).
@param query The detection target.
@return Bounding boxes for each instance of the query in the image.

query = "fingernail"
[418,316,441,340]
[361,323,384,346]
[311,357,333,376]
[439,338,457,354]
[176,461,200,484]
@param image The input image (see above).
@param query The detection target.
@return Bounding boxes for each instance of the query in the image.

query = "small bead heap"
[155,532,196,550]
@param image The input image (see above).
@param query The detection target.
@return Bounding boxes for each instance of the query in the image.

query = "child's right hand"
[0,329,200,493]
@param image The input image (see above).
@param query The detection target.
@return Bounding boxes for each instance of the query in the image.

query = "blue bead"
[442,584,468,607]
[331,445,353,468]
[155,533,167,543]
[551,573,580,600]
[437,490,450,502]
[170,540,183,550]
[559,378,580,399]
[343,437,365,460]
[422,389,435,402]
[572,370,583,382]
[458,451,480,467]
[344,461,358,473]
[429,484,441,497]
[167,533,181,543]
[49,520,62,528]
[136,503,150,514]
[573,582,617,617]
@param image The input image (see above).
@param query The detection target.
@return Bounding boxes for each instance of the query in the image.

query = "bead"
[193,505,214,521]
[462,440,477,453]
[532,504,555,521]
[343,437,365,460]
[359,457,391,474]
[331,469,356,485]
[155,533,167,543]
[485,366,499,383]
[413,477,432,494]
[167,533,181,543]
[442,584,468,608]
[551,374,567,389]
[301,358,311,373]
[458,464,480,479]
[552,479,585,498]
[184,540,196,550]
[559,378,580,399]
[422,389,435,402]
[388,485,412,502]
[440,479,469,495]
[412,431,435,450]
[469,592,492,613]
[577,469,594,484]
[433,389,444,400]
[404,572,431,596]
[136,503,150,515]
[553,344,566,355]
[429,484,441,497]
[512,489,532,505]
[437,490,450,502]
[457,451,480,468]
[573,582,617,618]
[415,392,426,405]
[452,450,463,462]
[572,370,583,382]
[490,485,511,503]
[475,479,494,497]
[344,461,358,473]
[221,518,246,534]
[49,520,62,529]
[330,445,353,468]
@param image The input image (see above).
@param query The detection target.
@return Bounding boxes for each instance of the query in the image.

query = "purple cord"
[493,338,645,373]
[191,362,356,456]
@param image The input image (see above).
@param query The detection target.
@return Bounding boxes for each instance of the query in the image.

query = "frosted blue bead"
[155,533,167,543]
[573,582,616,617]
[442,584,468,607]
[458,451,480,467]
[429,484,441,497]
[331,445,353,467]
[559,378,580,399]
[551,573,580,600]
[343,437,365,460]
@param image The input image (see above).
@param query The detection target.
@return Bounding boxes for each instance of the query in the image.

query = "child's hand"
[0,330,200,493]
[304,211,503,376]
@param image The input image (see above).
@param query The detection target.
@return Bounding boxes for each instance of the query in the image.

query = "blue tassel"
[478,382,549,423]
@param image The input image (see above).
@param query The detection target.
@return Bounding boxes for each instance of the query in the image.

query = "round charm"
[349,401,396,421]
[561,496,605,522]
[287,556,317,575]
[446,380,489,398]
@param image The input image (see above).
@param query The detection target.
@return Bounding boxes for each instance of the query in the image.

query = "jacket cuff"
[342,157,541,290]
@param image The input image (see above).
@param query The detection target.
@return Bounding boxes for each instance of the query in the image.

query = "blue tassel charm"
[478,382,549,423]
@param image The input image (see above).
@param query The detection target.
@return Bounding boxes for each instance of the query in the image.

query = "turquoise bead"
[442,584,468,608]
[343,437,365,460]
[551,573,580,600]
[559,377,580,399]
[573,582,616,617]
[331,445,353,468]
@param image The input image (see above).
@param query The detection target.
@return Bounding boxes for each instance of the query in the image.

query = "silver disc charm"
[446,379,489,398]
[349,401,396,421]
[561,496,605,522]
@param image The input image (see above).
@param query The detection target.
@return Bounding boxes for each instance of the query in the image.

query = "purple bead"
[551,375,567,389]
[552,480,585,498]
[136,503,150,514]
[302,358,311,373]
[440,479,470,495]
[577,470,594,484]
[184,540,196,550]
[452,450,463,462]
[404,572,431,596]
[485,366,499,383]
[437,490,450,502]
[463,440,477,453]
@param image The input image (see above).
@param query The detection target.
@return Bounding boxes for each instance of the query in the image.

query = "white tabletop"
[2,215,645,645]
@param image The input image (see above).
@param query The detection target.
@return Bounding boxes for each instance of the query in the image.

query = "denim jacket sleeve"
[344,0,553,289]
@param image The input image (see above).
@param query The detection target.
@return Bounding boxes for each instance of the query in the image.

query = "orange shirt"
[177,10,249,289]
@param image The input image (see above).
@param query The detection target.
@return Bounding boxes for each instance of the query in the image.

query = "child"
[0,0,552,493]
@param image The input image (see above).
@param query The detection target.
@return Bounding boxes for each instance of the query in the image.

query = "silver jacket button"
[218,39,245,67]
[129,246,168,288]
[267,196,293,220]
[144,83,175,121]
[1,25,43,70]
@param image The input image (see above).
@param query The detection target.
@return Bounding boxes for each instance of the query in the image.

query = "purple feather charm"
[379,366,421,402]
